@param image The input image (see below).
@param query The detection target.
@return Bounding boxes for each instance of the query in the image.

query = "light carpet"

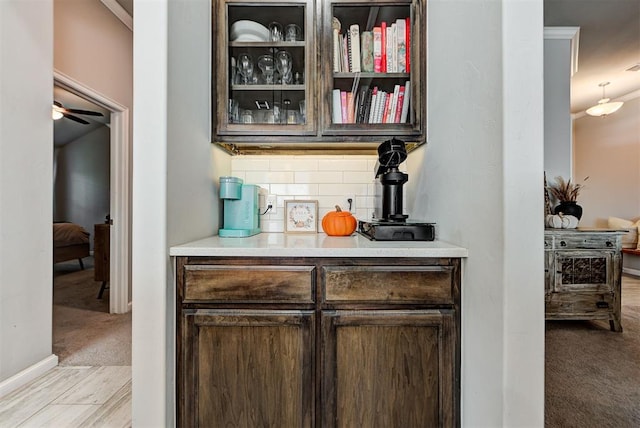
[53,258,131,366]
[545,274,640,427]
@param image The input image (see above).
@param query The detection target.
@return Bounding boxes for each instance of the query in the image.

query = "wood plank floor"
[0,366,131,428]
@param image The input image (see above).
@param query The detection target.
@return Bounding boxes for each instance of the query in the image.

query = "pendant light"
[585,82,624,117]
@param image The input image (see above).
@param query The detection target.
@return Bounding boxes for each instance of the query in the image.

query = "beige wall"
[54,0,133,111]
[574,96,640,227]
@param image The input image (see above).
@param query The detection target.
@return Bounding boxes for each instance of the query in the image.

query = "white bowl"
[230,20,269,41]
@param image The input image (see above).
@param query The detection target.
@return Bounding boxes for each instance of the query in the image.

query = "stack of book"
[332,81,411,124]
[333,17,410,74]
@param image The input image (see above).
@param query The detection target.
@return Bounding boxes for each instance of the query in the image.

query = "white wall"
[54,127,111,248]
[544,35,574,183]
[0,1,55,384]
[575,95,640,227]
[133,0,544,425]
[413,0,544,425]
[133,0,221,425]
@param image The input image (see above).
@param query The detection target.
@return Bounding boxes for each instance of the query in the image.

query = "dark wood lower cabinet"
[322,310,455,428]
[176,256,461,427]
[180,309,315,427]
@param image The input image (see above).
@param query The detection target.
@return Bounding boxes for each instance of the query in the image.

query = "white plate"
[232,34,267,42]
[230,20,269,41]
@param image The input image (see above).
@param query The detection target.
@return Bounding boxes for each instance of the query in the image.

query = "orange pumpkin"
[322,205,357,236]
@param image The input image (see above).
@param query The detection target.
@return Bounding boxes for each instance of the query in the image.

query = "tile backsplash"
[231,155,383,233]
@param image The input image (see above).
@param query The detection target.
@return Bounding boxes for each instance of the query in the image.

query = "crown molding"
[100,0,132,31]
[544,26,580,76]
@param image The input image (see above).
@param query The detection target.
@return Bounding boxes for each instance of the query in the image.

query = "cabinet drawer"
[323,266,454,304]
[183,265,315,303]
[553,235,619,250]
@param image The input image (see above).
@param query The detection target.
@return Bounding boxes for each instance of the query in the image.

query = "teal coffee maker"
[219,176,261,237]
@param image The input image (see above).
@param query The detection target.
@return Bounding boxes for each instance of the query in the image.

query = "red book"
[394,86,406,123]
[405,17,410,73]
[382,92,392,123]
[381,21,387,72]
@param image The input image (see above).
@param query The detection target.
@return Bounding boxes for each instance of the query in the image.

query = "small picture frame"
[284,200,318,233]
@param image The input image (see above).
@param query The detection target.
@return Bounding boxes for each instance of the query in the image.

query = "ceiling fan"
[52,101,104,125]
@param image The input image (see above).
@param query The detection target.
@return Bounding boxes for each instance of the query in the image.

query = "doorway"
[54,71,131,314]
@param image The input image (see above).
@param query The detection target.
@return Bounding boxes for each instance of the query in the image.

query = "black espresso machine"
[358,138,435,241]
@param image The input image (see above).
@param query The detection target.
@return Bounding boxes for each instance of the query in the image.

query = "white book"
[400,81,411,123]
[390,23,397,73]
[396,18,407,73]
[349,24,361,73]
[332,89,342,123]
[386,26,393,73]
[375,91,387,123]
[389,85,400,123]
[333,28,341,72]
[368,89,378,123]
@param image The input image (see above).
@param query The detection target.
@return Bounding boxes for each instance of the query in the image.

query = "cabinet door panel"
[321,310,456,428]
[179,309,314,427]
[553,250,614,293]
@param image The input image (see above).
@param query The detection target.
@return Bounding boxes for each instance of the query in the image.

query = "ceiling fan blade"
[63,113,90,125]
[63,108,104,117]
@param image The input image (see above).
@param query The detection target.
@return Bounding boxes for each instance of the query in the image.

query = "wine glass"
[257,55,275,84]
[237,54,254,85]
[275,50,292,84]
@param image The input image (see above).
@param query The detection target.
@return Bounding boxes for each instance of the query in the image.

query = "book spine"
[405,17,410,73]
[340,91,348,123]
[380,21,387,72]
[347,91,355,123]
[396,18,406,73]
[400,81,411,123]
[373,27,382,72]
[390,23,397,73]
[368,87,378,123]
[333,28,341,73]
[349,24,361,73]
[332,89,342,124]
[360,31,374,72]
[342,33,350,72]
[382,91,392,123]
[389,84,400,123]
[394,86,405,123]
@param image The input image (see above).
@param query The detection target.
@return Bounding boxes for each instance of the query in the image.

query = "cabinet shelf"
[231,84,305,91]
[333,72,410,79]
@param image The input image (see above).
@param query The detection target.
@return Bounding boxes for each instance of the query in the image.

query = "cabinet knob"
[606,241,613,247]
[560,241,566,247]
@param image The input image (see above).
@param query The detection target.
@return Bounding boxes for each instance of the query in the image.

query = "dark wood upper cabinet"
[211,0,426,154]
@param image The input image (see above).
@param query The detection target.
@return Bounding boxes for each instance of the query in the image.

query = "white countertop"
[170,233,468,258]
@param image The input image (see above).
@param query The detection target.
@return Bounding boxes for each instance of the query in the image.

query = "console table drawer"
[552,235,619,250]
[183,265,315,303]
[322,266,454,304]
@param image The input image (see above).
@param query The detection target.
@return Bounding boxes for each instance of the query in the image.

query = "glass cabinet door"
[214,0,316,137]
[320,0,425,139]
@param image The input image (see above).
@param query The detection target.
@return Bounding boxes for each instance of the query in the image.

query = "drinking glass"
[257,55,275,84]
[275,50,292,84]
[285,24,302,42]
[237,54,254,85]
[299,100,306,122]
[268,22,283,42]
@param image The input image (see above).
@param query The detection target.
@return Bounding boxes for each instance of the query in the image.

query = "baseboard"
[623,267,640,277]
[0,354,58,398]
